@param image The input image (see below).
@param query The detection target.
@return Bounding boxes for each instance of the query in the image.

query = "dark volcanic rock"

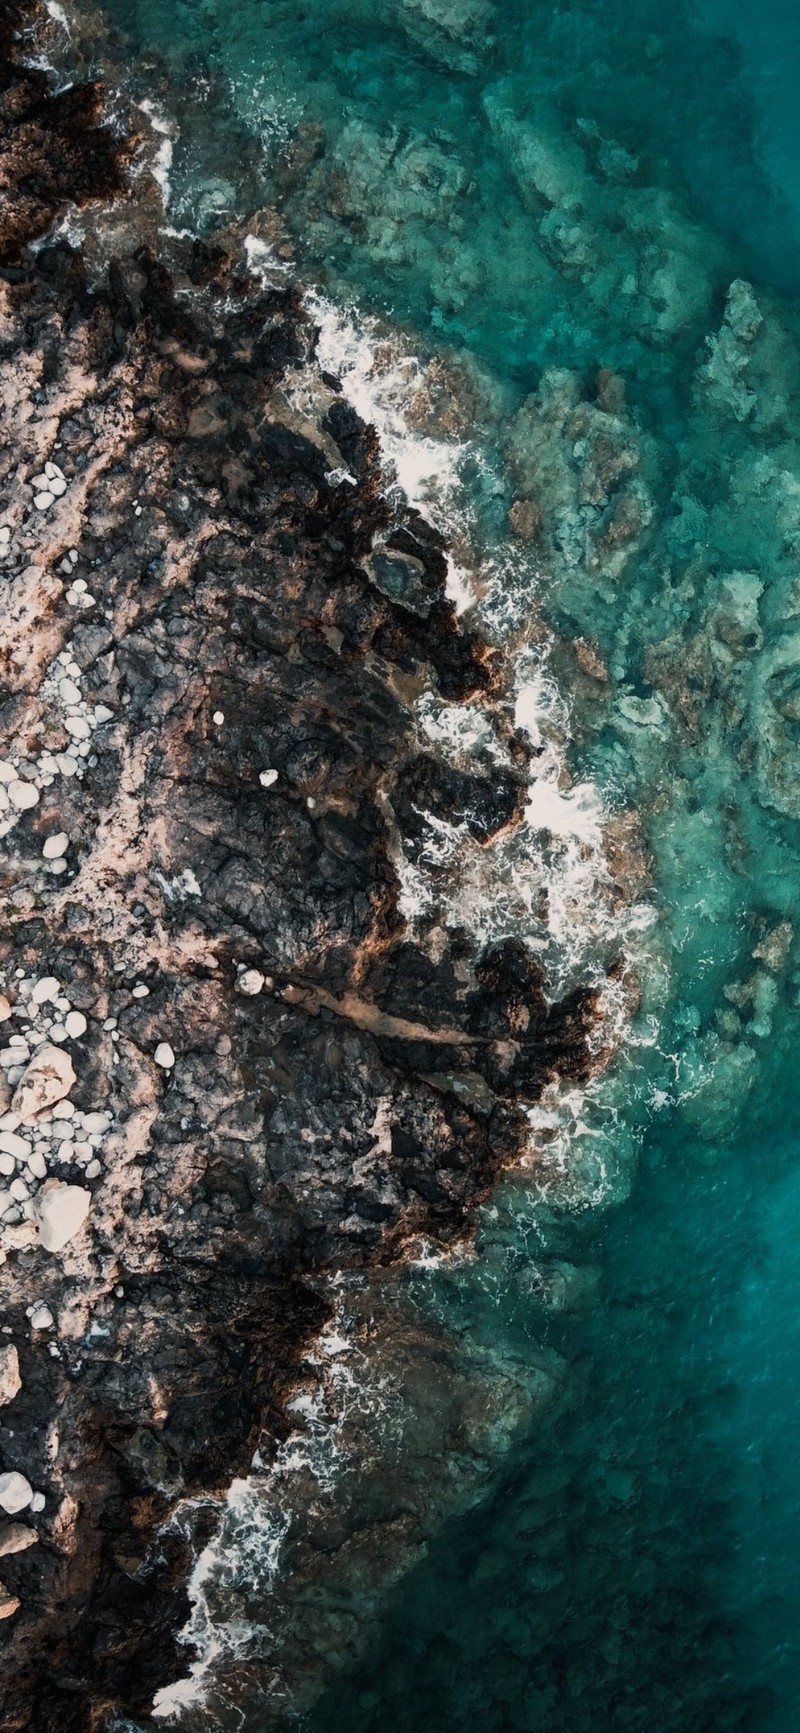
[0,9,609,1730]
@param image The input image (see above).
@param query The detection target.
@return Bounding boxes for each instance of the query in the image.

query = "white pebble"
[55,753,78,777]
[63,715,90,740]
[0,1473,32,1515]
[213,711,224,726]
[33,491,54,510]
[237,968,264,996]
[30,1492,45,1513]
[29,1301,53,1328]
[58,678,81,705]
[0,763,14,784]
[0,1132,30,1161]
[131,983,149,999]
[26,1153,47,1181]
[0,1156,13,1177]
[42,834,69,861]
[63,1011,86,1039]
[81,1112,110,1133]
[51,1100,75,1120]
[8,782,39,811]
[55,1140,74,1163]
[84,1160,101,1179]
[154,1042,175,1069]
[31,978,59,1006]
[72,1141,91,1160]
[9,1179,28,1202]
[259,768,279,788]
[49,477,67,498]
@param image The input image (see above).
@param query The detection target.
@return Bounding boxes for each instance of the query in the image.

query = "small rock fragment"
[237,968,264,996]
[0,1523,37,1558]
[7,782,39,812]
[0,1581,20,1619]
[0,1473,32,1515]
[154,1042,175,1069]
[259,768,279,788]
[12,1045,76,1122]
[36,1181,91,1253]
[0,1346,21,1407]
[31,976,60,1005]
[42,833,69,860]
[63,1011,86,1038]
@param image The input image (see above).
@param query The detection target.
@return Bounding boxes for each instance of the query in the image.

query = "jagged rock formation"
[0,7,605,1728]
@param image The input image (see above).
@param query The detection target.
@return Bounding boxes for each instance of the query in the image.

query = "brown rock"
[0,1523,37,1558]
[0,1581,20,1620]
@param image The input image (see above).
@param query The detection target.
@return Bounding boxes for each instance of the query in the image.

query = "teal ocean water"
[95,0,800,1727]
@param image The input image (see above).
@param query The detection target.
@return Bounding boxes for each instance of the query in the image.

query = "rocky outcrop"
[0,8,607,1729]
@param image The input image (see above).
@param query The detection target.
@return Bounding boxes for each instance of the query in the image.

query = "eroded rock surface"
[0,7,606,1728]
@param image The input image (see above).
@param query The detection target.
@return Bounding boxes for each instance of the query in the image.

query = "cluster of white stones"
[0,639,114,847]
[0,1345,45,1617]
[31,459,67,512]
[0,977,112,1250]
[58,545,97,607]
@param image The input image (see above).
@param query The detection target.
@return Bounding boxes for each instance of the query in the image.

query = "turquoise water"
[94,0,800,1725]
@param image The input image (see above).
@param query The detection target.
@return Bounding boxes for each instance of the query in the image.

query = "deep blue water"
[95,0,800,1726]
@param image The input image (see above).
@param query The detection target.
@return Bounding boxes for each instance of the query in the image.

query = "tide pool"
[93,0,800,1725]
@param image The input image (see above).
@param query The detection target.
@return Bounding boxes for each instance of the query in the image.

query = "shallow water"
[93,0,800,1725]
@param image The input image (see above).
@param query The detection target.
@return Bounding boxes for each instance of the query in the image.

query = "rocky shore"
[0,6,612,1727]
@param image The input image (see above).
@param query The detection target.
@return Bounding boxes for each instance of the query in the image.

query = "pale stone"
[237,968,264,996]
[36,1181,91,1253]
[26,1153,47,1181]
[0,1155,13,1176]
[29,1493,45,1513]
[154,1042,175,1069]
[0,998,10,1023]
[0,1523,37,1558]
[213,710,224,725]
[0,762,15,784]
[63,1011,86,1038]
[42,833,68,860]
[0,1473,32,1514]
[7,781,39,811]
[0,1346,21,1407]
[63,715,90,740]
[0,1582,20,1619]
[31,977,60,1005]
[131,984,149,998]
[81,1111,110,1133]
[259,768,279,788]
[0,1132,29,1160]
[55,753,78,776]
[34,490,54,510]
[12,1045,77,1123]
[29,1302,53,1328]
